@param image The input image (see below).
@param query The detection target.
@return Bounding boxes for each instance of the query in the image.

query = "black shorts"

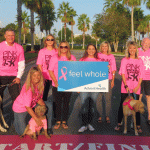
[141,80,150,95]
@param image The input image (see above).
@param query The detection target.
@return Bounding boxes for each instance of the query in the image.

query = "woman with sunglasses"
[49,41,76,130]
[36,34,58,102]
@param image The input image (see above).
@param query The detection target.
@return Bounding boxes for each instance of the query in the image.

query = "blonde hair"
[44,34,57,49]
[125,41,138,59]
[99,41,111,55]
[58,41,71,60]
[25,67,44,95]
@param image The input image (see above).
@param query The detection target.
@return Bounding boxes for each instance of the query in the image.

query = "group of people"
[0,29,150,136]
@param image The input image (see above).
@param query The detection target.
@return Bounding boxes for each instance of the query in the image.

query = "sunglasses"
[60,46,68,49]
[46,39,54,41]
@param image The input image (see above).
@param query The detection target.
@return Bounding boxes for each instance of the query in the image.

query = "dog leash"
[0,83,14,89]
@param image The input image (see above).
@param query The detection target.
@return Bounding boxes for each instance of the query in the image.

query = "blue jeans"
[80,92,99,106]
[14,101,53,135]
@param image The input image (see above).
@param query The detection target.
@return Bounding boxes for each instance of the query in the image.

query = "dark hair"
[81,44,98,59]
[5,29,15,34]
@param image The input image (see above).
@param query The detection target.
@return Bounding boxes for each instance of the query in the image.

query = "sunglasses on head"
[60,46,68,49]
[46,39,54,41]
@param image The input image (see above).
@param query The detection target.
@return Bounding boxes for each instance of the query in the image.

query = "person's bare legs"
[139,94,143,101]
[146,95,150,120]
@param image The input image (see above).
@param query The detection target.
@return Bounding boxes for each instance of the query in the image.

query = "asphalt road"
[1,50,150,136]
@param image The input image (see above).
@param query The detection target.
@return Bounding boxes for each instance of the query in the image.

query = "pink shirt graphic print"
[0,41,25,76]
[36,48,58,80]
[119,57,143,94]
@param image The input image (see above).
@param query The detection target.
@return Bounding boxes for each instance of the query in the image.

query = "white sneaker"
[88,124,95,131]
[78,126,87,132]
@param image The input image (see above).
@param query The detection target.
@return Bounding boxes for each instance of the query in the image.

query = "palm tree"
[22,0,36,51]
[57,2,72,41]
[21,11,30,43]
[68,8,77,49]
[77,14,90,49]
[17,0,22,44]
[122,0,143,41]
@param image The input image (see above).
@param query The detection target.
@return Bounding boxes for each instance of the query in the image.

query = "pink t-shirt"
[13,84,43,113]
[98,53,116,80]
[138,47,150,80]
[119,57,143,94]
[0,41,25,76]
[36,48,58,80]
[48,54,76,86]
[29,118,47,133]
[79,57,100,61]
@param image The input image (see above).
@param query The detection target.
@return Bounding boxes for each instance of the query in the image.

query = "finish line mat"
[0,135,150,150]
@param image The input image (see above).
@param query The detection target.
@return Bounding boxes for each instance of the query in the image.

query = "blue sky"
[0,0,150,37]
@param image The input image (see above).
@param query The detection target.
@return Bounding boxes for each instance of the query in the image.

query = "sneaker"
[88,124,95,131]
[78,126,87,132]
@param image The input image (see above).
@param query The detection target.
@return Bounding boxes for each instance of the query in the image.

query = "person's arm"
[133,78,142,94]
[13,60,25,84]
[122,74,129,93]
[49,70,58,87]
[37,98,45,106]
[37,64,42,73]
[111,70,115,89]
[25,106,43,126]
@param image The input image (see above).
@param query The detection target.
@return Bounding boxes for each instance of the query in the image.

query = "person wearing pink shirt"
[0,29,25,127]
[13,67,52,135]
[115,41,143,133]
[97,41,116,124]
[49,41,76,130]
[37,34,58,102]
[138,38,150,125]
[78,44,100,133]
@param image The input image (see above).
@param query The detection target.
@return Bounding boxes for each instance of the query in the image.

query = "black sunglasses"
[60,46,68,49]
[46,39,54,41]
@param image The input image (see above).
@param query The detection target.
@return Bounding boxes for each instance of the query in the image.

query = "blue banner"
[58,61,109,92]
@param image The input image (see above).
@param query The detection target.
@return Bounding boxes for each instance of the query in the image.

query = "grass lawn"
[24,52,38,61]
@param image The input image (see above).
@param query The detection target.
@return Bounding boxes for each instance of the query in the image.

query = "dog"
[20,105,51,140]
[0,96,9,132]
[123,96,145,136]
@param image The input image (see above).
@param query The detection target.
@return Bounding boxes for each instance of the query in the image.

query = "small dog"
[20,105,51,140]
[123,96,145,136]
[0,96,9,132]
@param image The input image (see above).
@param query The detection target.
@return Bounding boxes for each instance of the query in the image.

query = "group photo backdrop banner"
[58,61,108,92]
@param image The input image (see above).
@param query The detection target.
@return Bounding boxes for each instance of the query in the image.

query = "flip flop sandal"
[98,117,102,123]
[106,117,111,124]
[54,121,61,130]
[114,124,122,131]
[137,126,142,133]
[147,120,150,125]
[62,122,68,129]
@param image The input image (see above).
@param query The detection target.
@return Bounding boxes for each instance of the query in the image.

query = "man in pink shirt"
[138,38,150,124]
[0,29,25,124]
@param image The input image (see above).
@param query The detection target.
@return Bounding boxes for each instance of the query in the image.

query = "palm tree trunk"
[17,0,22,44]
[71,25,73,49]
[23,34,25,43]
[64,23,66,41]
[131,6,134,41]
[83,31,85,49]
[96,40,97,48]
[31,10,34,51]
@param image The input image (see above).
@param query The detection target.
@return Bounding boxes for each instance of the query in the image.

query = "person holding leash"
[0,29,25,126]
[13,67,52,135]
[115,41,143,133]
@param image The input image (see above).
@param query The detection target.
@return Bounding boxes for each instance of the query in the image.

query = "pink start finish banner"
[0,135,150,150]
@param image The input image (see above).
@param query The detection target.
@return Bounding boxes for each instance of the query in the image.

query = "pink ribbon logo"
[59,66,67,81]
